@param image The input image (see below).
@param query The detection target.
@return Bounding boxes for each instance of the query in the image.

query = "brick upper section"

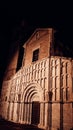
[23,28,54,66]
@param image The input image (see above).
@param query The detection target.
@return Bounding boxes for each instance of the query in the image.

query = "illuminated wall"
[0,28,73,130]
[0,57,73,129]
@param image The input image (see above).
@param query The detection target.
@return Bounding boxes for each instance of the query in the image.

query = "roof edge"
[23,28,55,47]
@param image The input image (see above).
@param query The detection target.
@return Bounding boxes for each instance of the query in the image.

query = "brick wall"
[24,29,54,66]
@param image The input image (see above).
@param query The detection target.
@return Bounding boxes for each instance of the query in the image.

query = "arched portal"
[22,83,44,125]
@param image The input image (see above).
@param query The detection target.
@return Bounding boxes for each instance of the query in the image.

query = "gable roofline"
[23,28,55,48]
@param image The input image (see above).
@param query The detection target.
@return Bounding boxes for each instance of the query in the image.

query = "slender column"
[9,102,13,121]
[7,102,10,120]
[11,102,14,120]
[24,103,27,123]
[23,103,25,122]
[13,102,17,122]
[20,103,24,123]
[45,102,48,128]
[27,103,30,124]
[26,103,29,124]
[43,102,45,126]
[29,103,32,124]
[40,103,43,126]
[17,102,20,122]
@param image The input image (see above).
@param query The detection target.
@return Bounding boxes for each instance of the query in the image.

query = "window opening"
[32,49,39,62]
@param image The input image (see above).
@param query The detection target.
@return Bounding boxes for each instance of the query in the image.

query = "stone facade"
[0,28,73,130]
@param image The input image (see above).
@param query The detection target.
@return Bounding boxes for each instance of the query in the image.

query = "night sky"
[0,1,73,93]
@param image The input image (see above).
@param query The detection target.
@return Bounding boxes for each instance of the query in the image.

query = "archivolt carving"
[22,83,44,102]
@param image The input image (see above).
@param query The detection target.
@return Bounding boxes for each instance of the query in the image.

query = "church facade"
[0,28,73,130]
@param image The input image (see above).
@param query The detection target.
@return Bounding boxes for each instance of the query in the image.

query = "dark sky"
[0,1,73,92]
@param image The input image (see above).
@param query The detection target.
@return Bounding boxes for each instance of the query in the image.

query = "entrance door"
[31,101,40,125]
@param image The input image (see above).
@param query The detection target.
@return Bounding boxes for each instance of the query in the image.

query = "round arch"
[22,83,44,102]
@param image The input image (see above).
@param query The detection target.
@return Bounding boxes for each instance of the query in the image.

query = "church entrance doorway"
[31,101,40,125]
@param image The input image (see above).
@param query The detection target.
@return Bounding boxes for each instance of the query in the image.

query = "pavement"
[0,118,44,130]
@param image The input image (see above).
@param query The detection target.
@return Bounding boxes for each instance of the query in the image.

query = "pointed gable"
[23,28,53,47]
[23,28,54,66]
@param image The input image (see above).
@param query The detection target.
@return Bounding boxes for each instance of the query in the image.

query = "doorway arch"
[22,83,43,125]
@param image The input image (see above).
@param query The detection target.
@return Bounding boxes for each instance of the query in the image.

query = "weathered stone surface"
[0,28,73,130]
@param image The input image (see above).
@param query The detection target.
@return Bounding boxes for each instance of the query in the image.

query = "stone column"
[45,102,49,128]
[13,102,18,122]
[9,102,13,121]
[20,103,24,123]
[29,103,32,124]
